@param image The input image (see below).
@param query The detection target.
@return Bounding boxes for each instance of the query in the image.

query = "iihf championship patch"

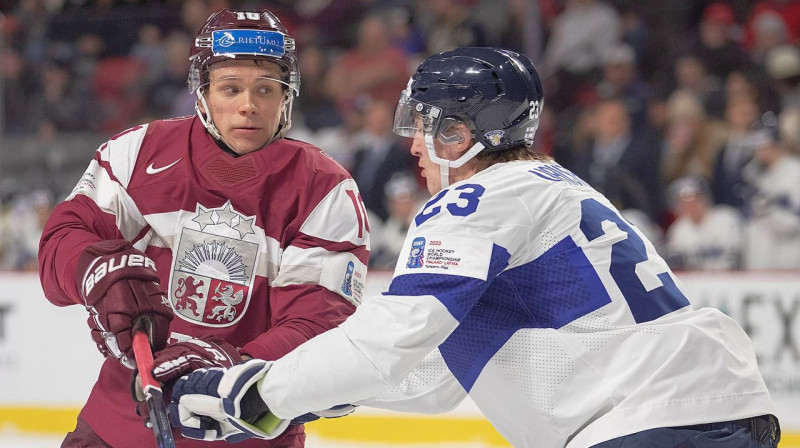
[397,234,493,279]
[341,260,355,296]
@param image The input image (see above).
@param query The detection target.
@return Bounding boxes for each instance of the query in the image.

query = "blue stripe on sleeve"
[438,236,612,391]
[386,244,512,321]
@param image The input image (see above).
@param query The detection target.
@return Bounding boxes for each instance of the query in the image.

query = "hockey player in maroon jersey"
[38,8,369,447]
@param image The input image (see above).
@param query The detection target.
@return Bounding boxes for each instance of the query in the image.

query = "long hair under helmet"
[188,9,300,147]
[393,47,543,188]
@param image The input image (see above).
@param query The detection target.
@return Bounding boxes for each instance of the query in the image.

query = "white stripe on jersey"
[99,124,148,188]
[68,158,148,241]
[274,245,366,306]
[144,210,283,282]
[301,178,371,249]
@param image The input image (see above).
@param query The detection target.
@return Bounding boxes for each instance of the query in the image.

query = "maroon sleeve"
[38,194,123,306]
[240,283,356,361]
[239,147,367,361]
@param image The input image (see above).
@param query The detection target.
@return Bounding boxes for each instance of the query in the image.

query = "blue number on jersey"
[415,184,485,226]
[579,198,689,323]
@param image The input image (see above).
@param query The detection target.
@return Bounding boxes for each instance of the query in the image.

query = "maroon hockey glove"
[151,336,243,385]
[77,239,173,368]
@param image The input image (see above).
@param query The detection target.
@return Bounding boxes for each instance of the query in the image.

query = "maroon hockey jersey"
[39,116,370,447]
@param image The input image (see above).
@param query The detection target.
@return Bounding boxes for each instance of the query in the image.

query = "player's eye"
[219,85,240,95]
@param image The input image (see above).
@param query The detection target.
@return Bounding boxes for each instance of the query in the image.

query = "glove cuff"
[77,239,160,304]
[221,360,290,439]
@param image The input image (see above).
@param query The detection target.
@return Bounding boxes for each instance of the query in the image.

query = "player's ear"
[439,121,472,151]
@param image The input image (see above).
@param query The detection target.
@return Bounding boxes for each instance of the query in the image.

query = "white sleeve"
[258,293,459,419]
[357,348,467,414]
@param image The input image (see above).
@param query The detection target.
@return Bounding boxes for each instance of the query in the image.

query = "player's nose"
[409,136,425,157]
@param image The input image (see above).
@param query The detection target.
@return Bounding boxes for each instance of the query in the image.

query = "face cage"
[393,93,486,189]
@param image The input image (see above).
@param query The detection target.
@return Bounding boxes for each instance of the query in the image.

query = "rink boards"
[0,271,798,447]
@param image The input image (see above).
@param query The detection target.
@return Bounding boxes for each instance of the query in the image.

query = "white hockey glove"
[169,367,249,442]
[169,361,289,442]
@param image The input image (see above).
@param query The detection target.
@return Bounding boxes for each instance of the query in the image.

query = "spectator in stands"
[742,112,800,269]
[26,61,94,133]
[367,171,427,270]
[765,44,800,111]
[618,5,659,81]
[541,0,621,111]
[284,0,364,48]
[421,0,486,55]
[288,99,365,170]
[542,0,620,79]
[0,189,54,271]
[743,0,800,55]
[724,68,780,117]
[595,42,651,129]
[8,0,52,65]
[130,23,167,86]
[142,30,194,120]
[324,13,410,118]
[747,9,790,66]
[778,106,800,154]
[180,0,216,36]
[1,47,36,134]
[673,54,725,119]
[496,0,537,56]
[349,98,417,222]
[711,94,760,208]
[292,43,342,133]
[385,5,426,63]
[660,90,727,183]
[664,175,744,270]
[689,2,752,84]
[571,98,665,222]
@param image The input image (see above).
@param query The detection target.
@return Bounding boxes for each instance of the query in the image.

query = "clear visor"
[198,74,292,95]
[393,91,465,144]
[393,91,441,138]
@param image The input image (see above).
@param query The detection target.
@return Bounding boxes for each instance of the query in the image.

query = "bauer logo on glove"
[83,253,158,295]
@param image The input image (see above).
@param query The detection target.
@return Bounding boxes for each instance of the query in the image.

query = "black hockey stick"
[133,325,176,448]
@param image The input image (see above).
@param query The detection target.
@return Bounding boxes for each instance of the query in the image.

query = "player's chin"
[424,178,439,195]
[228,137,269,155]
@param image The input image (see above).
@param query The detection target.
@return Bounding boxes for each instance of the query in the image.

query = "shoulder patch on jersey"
[395,233,493,280]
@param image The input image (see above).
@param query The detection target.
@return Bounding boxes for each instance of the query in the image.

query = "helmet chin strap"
[424,134,485,189]
[196,91,237,150]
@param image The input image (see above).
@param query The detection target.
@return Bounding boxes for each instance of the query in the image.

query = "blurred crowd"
[0,0,799,272]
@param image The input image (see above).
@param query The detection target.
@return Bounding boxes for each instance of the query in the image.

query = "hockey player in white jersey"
[168,47,780,447]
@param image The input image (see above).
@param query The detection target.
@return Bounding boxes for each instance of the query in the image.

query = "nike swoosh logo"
[146,158,182,175]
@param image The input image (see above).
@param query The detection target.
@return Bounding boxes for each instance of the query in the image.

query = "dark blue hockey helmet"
[393,47,543,154]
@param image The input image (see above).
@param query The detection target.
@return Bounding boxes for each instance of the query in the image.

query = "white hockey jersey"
[259,160,774,448]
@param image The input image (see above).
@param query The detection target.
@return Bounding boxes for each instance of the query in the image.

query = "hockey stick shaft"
[133,328,176,448]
